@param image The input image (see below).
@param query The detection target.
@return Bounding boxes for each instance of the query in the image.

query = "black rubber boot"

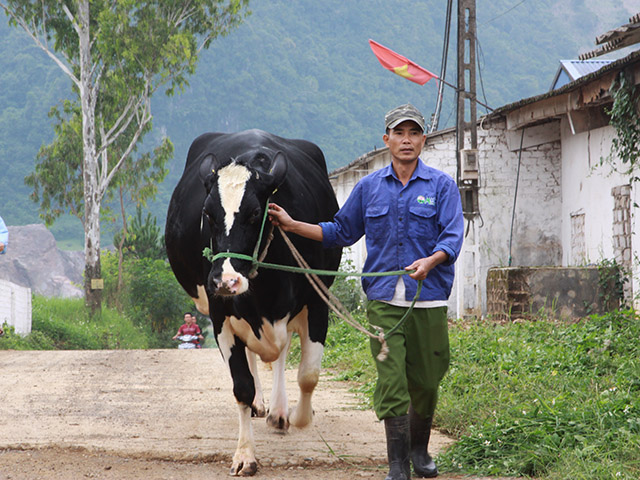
[383,415,411,480]
[409,405,438,478]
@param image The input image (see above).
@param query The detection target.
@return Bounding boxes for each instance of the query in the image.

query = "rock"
[0,224,84,298]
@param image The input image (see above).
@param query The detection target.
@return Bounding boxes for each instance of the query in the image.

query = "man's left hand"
[405,251,449,281]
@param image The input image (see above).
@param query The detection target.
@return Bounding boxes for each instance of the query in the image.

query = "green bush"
[102,251,193,347]
[0,323,55,350]
[329,259,365,314]
[0,296,149,350]
[323,314,376,407]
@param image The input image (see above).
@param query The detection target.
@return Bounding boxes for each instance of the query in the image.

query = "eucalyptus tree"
[1,0,249,312]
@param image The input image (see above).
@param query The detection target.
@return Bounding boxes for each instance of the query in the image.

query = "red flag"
[369,39,438,86]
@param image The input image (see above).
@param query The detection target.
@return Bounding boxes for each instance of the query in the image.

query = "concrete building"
[0,279,32,335]
[330,49,640,319]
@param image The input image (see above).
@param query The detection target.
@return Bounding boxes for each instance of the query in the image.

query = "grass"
[317,309,640,480]
[1,296,150,350]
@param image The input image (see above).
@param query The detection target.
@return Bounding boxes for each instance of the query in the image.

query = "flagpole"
[436,76,493,112]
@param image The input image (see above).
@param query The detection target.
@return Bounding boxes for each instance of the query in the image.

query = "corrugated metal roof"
[563,59,613,79]
[490,48,640,119]
[550,59,614,91]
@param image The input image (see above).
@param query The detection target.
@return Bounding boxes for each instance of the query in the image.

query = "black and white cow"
[165,129,342,476]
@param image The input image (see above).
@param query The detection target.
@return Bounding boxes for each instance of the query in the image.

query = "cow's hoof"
[230,460,258,476]
[251,402,266,418]
[266,412,289,431]
[288,405,313,428]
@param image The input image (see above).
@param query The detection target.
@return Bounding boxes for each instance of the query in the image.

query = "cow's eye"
[249,207,261,224]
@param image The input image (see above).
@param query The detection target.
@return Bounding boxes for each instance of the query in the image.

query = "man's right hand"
[267,203,324,242]
[267,203,293,230]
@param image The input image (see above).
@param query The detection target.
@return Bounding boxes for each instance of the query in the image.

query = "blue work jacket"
[320,160,464,302]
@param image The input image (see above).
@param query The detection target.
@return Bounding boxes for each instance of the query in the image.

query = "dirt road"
[0,349,505,479]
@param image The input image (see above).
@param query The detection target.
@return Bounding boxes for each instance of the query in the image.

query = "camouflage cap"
[384,103,425,132]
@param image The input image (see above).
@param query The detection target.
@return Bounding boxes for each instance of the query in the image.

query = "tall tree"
[1,0,249,313]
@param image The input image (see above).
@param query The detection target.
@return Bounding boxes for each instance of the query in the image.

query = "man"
[172,312,204,348]
[0,215,8,255]
[268,103,464,479]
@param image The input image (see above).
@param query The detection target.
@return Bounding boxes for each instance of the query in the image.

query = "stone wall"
[487,266,619,322]
[611,184,633,302]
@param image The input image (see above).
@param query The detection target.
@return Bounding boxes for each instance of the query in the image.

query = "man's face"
[383,120,426,164]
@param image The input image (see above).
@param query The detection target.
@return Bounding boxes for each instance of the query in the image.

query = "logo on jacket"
[416,195,435,205]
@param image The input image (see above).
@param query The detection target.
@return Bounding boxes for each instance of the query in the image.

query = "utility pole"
[457,0,479,210]
[456,0,481,318]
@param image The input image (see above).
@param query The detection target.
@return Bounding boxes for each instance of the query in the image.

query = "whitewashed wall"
[330,116,565,317]
[560,118,639,308]
[0,279,32,335]
[561,120,624,262]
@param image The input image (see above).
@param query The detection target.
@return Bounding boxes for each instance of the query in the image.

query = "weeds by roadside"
[437,310,639,480]
[319,309,640,480]
[0,296,150,350]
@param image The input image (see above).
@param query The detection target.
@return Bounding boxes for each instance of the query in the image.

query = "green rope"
[203,247,423,340]
[201,195,424,347]
[204,249,410,278]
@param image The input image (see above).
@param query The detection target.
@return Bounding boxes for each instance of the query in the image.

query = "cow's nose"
[215,273,243,296]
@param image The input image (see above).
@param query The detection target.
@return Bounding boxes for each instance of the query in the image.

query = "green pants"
[367,301,450,420]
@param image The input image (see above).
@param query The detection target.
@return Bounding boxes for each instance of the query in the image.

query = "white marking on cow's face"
[218,163,251,235]
[221,258,248,295]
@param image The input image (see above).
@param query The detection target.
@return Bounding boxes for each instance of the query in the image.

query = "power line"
[475,35,491,115]
[430,0,454,133]
[479,0,527,27]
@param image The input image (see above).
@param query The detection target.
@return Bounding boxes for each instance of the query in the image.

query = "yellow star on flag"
[369,39,438,85]
[393,64,413,79]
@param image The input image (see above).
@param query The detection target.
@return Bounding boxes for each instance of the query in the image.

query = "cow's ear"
[267,151,287,189]
[198,154,217,181]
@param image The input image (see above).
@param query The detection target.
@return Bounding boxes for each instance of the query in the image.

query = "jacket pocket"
[365,204,389,241]
[408,204,437,240]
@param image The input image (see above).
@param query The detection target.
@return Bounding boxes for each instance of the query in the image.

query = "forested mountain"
[0,0,636,248]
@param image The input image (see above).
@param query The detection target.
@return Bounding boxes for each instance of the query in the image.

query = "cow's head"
[199,148,287,296]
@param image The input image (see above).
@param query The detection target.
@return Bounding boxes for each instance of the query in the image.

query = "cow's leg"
[266,330,292,431]
[246,349,266,417]
[218,318,259,476]
[288,306,325,428]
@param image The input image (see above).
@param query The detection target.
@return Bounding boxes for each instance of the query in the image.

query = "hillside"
[0,0,636,248]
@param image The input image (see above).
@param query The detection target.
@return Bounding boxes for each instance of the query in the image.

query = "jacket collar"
[381,158,432,182]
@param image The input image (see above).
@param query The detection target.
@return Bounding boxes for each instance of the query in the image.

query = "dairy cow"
[165,129,342,476]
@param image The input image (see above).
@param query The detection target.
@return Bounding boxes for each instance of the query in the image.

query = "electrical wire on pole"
[430,0,454,133]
